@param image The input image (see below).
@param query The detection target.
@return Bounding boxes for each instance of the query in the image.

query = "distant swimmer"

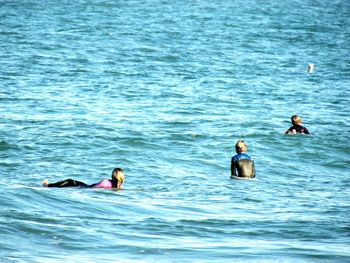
[230,140,255,179]
[285,115,310,135]
[307,63,314,73]
[42,168,124,189]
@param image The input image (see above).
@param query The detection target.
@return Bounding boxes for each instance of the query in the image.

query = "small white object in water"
[307,63,314,73]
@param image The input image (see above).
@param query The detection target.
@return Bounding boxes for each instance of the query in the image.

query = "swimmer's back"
[235,159,255,178]
[92,179,113,188]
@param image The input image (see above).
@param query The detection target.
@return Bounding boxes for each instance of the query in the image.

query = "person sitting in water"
[42,167,124,189]
[285,115,310,135]
[230,140,255,178]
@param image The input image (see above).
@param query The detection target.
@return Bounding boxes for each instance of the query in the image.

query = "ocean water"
[0,0,350,262]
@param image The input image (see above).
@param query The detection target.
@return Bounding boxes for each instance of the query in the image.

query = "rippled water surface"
[1,0,350,262]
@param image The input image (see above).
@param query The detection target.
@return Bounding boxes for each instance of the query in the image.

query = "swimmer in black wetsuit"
[230,140,255,179]
[285,115,310,135]
[42,168,124,189]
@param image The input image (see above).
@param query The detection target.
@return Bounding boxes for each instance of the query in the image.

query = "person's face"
[119,172,124,181]
[117,172,124,187]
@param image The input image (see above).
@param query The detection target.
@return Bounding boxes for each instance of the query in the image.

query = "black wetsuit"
[47,179,89,188]
[285,125,310,134]
[231,153,256,178]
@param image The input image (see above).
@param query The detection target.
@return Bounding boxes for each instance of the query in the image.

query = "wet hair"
[291,115,302,125]
[111,167,124,183]
[235,140,247,154]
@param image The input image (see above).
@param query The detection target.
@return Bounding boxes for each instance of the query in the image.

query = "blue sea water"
[0,0,350,262]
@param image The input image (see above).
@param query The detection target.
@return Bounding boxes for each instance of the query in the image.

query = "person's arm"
[231,157,236,177]
[252,161,256,178]
[285,127,292,134]
[303,127,310,134]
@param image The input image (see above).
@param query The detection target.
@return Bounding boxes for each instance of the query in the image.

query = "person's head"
[235,140,247,154]
[291,115,302,126]
[111,167,124,188]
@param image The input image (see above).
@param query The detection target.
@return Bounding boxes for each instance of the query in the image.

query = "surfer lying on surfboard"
[42,167,124,189]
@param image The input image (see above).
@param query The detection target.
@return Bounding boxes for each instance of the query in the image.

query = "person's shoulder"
[245,154,252,160]
[236,153,251,160]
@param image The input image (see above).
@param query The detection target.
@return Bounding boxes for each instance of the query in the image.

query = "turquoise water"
[1,0,350,262]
